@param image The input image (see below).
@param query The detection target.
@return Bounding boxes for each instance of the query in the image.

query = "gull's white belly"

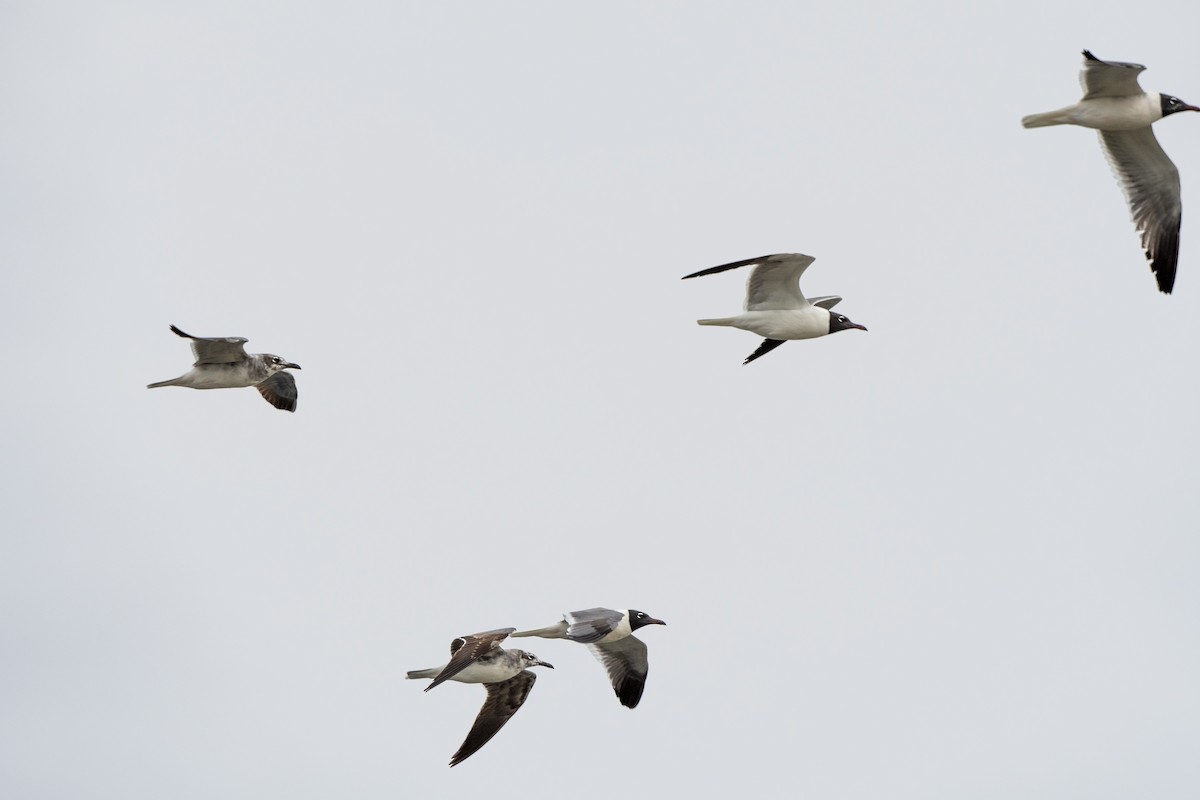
[179,365,257,389]
[728,310,828,340]
[448,660,523,684]
[1070,96,1159,131]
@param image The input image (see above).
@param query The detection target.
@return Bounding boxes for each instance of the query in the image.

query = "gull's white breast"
[727,307,831,340]
[447,657,523,684]
[1070,94,1161,130]
[178,364,257,389]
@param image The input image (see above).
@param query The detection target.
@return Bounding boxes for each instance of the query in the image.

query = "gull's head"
[517,651,554,670]
[1161,94,1200,117]
[263,354,302,374]
[828,313,868,334]
[628,609,667,632]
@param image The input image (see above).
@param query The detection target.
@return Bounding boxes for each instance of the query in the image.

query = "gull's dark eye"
[838,315,846,322]
[272,357,280,364]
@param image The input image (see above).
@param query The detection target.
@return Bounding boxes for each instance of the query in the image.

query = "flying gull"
[681,253,866,364]
[407,627,554,767]
[512,608,665,708]
[1022,50,1199,293]
[147,325,302,412]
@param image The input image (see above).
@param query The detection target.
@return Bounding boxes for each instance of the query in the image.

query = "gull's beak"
[849,323,868,332]
[538,660,555,669]
[285,362,302,369]
[646,618,666,627]
[1184,104,1200,113]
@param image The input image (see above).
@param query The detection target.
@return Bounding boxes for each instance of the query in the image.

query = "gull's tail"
[406,667,439,680]
[697,318,737,327]
[510,621,569,639]
[146,378,181,389]
[1021,107,1073,128]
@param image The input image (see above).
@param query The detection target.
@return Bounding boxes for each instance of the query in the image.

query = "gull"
[512,608,665,709]
[1022,50,1199,293]
[147,325,302,412]
[682,253,866,364]
[406,627,554,767]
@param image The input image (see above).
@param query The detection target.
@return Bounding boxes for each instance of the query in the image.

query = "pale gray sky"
[2,2,1199,798]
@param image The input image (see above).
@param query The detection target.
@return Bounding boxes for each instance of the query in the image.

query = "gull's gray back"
[563,608,624,643]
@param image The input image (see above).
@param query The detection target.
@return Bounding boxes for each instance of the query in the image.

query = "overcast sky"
[3,2,1199,798]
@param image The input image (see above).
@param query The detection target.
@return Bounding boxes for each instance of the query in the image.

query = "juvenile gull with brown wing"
[406,627,554,767]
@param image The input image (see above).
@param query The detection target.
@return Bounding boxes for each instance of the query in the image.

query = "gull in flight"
[1022,50,1199,293]
[407,627,554,767]
[512,608,665,708]
[147,325,301,412]
[682,253,866,364]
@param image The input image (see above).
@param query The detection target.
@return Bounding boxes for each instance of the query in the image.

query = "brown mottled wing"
[424,628,516,692]
[1099,127,1182,293]
[449,670,537,767]
[1079,50,1146,100]
[586,635,650,709]
[257,372,298,412]
[169,325,250,364]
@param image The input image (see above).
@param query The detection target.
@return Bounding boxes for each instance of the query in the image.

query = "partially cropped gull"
[682,253,866,364]
[407,627,553,767]
[512,608,665,709]
[1022,50,1199,293]
[147,325,301,411]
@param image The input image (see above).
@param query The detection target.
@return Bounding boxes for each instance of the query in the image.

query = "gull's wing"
[807,295,842,310]
[1079,50,1146,100]
[586,635,650,709]
[1099,127,1182,293]
[562,608,624,644]
[425,628,516,692]
[681,253,815,311]
[743,339,787,366]
[170,325,250,364]
[257,372,298,413]
[448,670,537,767]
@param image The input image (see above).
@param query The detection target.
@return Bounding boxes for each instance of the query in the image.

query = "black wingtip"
[1082,49,1098,61]
[742,338,786,365]
[1155,271,1175,294]
[1154,266,1176,295]
[682,255,772,280]
[168,325,192,339]
[616,678,646,709]
[1150,227,1179,294]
